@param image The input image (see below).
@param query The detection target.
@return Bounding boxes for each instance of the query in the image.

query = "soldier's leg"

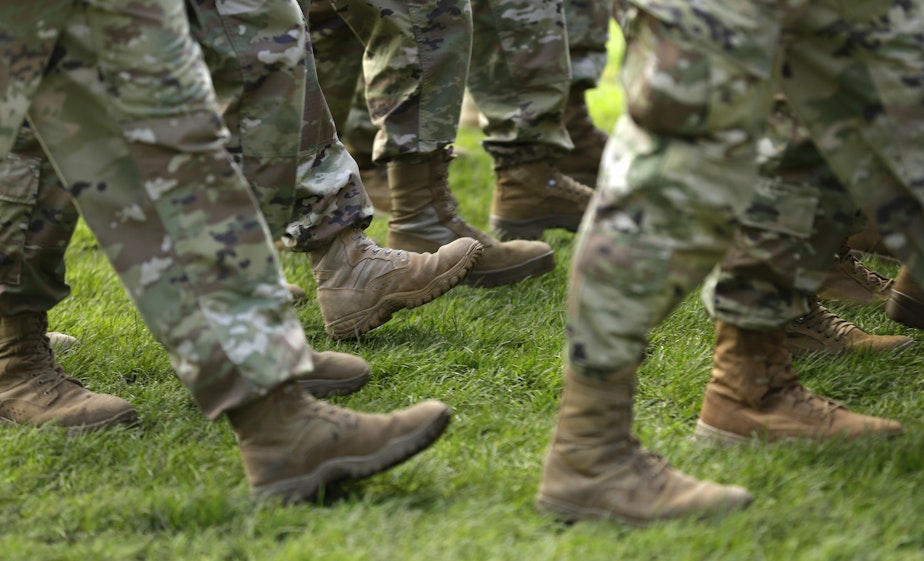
[467,0,595,241]
[557,0,612,187]
[538,7,777,524]
[0,124,137,428]
[23,0,449,500]
[702,102,909,356]
[311,0,556,289]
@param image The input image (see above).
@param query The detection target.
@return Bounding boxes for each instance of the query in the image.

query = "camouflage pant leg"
[311,0,472,162]
[189,0,307,239]
[467,0,573,167]
[279,1,373,251]
[24,0,313,419]
[0,125,78,315]
[702,100,864,330]
[564,0,611,89]
[0,1,70,156]
[777,1,924,282]
[307,0,365,129]
[568,9,780,376]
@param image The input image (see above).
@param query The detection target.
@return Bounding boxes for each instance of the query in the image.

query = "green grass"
[3,26,923,561]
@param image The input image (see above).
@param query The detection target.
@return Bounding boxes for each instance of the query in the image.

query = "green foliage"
[3,26,922,560]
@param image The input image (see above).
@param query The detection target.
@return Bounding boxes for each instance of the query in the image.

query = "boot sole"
[694,419,904,444]
[886,289,924,330]
[490,215,582,241]
[536,492,752,527]
[536,495,650,527]
[297,369,371,398]
[251,407,451,503]
[325,242,483,339]
[461,249,556,288]
[0,408,140,433]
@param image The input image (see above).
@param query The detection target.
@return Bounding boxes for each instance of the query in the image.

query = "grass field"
[2,27,922,561]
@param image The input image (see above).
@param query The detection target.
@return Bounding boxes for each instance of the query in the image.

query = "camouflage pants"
[311,0,574,166]
[0,0,314,418]
[0,0,373,316]
[569,0,924,376]
[702,100,866,330]
[309,0,473,162]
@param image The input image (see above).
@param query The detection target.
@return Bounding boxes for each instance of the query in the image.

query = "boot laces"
[352,229,402,258]
[279,383,360,428]
[842,253,893,291]
[24,332,78,396]
[791,303,857,342]
[785,384,843,419]
[542,165,593,203]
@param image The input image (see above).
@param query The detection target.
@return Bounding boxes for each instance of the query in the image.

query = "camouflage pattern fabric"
[467,0,574,167]
[702,99,867,330]
[0,0,314,418]
[568,1,924,378]
[307,0,473,163]
[0,0,372,320]
[564,0,612,89]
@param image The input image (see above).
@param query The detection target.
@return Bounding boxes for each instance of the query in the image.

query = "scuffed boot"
[0,313,137,429]
[696,321,904,444]
[886,266,924,330]
[536,367,752,525]
[817,250,893,306]
[228,381,450,502]
[296,350,371,398]
[387,150,556,287]
[309,226,482,339]
[491,160,594,241]
[556,85,609,188]
[784,300,913,354]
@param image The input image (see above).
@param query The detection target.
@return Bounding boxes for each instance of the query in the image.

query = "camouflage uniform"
[702,99,865,330]
[309,0,473,163]
[0,0,376,317]
[311,0,573,166]
[564,0,611,90]
[1,0,313,418]
[570,0,924,374]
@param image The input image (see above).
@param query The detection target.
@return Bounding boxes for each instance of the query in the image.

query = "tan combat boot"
[296,350,371,398]
[556,85,609,188]
[228,381,450,502]
[491,160,594,241]
[387,151,556,287]
[695,321,904,444]
[784,300,913,354]
[886,266,924,330]
[817,250,893,305]
[0,313,137,429]
[308,225,482,339]
[536,367,752,525]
